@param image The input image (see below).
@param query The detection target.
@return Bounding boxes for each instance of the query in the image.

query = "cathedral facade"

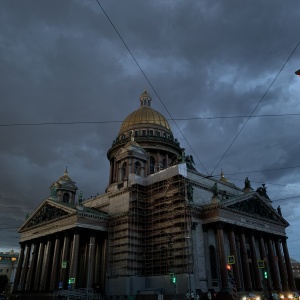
[13,91,296,299]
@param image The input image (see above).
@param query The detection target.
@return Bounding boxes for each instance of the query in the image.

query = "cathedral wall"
[186,171,243,198]
[192,185,212,205]
[108,192,130,215]
[192,220,209,292]
[84,193,110,212]
[106,276,143,295]
[207,227,217,252]
[106,274,192,296]
[129,163,187,187]
[223,231,231,263]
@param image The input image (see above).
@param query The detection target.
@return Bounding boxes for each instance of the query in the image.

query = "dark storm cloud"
[1,0,300,259]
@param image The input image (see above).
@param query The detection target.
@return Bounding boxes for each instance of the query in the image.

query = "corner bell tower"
[49,168,78,204]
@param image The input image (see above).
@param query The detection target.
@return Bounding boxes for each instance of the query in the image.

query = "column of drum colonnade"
[13,229,107,293]
[212,222,296,292]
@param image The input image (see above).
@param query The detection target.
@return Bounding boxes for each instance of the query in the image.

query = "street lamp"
[87,243,93,300]
[186,236,192,298]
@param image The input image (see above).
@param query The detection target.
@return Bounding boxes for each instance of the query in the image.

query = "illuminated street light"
[226,264,232,278]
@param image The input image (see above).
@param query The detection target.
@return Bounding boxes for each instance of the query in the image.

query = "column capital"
[248,229,257,236]
[19,242,26,248]
[228,224,237,232]
[73,228,81,235]
[202,224,209,232]
[215,221,224,230]
[281,236,288,243]
[89,231,97,238]
[39,236,46,245]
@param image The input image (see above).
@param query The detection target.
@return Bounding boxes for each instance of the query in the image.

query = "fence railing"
[54,288,101,300]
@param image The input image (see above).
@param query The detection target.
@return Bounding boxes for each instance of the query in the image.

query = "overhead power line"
[94,0,300,177]
[1,113,300,127]
[272,195,300,202]
[94,0,210,174]
[224,164,300,176]
[197,164,300,178]
[211,40,300,175]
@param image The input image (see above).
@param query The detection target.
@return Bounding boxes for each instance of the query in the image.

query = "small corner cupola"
[49,167,78,204]
[220,169,229,183]
[219,169,236,187]
[140,89,152,107]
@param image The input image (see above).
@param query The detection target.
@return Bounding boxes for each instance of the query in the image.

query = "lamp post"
[186,236,192,299]
[167,234,177,299]
[87,243,93,300]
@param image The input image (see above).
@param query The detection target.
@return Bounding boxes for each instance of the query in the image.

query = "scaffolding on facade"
[107,169,193,279]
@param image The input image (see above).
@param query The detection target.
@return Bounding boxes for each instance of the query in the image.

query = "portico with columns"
[14,213,108,293]
[193,190,296,294]
[13,170,108,294]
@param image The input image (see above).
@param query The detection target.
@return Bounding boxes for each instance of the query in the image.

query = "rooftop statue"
[212,183,218,197]
[244,177,251,189]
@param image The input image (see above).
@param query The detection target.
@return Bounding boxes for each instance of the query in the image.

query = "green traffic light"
[264,271,268,279]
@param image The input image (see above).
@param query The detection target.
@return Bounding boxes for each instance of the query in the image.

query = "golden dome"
[119,90,171,135]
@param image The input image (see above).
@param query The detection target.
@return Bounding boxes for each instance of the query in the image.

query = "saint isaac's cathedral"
[13,90,296,299]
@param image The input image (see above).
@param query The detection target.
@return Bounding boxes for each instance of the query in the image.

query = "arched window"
[150,157,155,174]
[209,245,218,279]
[161,159,166,169]
[63,192,70,203]
[121,162,127,180]
[134,161,142,176]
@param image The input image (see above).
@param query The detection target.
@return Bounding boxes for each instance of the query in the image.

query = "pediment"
[223,193,288,225]
[20,200,75,231]
[116,141,148,160]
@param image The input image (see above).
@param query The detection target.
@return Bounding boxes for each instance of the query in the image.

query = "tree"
[0,274,9,294]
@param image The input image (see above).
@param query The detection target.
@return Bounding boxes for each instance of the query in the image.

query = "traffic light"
[68,278,71,284]
[226,264,232,278]
[169,273,177,285]
[263,270,268,279]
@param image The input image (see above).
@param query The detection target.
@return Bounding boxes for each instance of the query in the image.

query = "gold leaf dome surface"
[119,90,171,135]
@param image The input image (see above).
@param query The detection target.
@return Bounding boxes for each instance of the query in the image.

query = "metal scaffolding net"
[107,172,192,278]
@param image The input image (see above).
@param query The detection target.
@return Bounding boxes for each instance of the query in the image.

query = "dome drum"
[107,90,183,186]
[107,135,181,160]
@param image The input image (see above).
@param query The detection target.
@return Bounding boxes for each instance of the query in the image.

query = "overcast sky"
[1,0,300,261]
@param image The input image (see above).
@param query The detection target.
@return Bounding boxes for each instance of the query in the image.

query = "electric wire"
[94,0,209,174]
[2,112,300,127]
[211,40,300,175]
[219,165,300,176]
